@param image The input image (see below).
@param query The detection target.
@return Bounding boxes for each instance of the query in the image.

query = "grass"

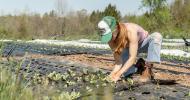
[0,66,35,100]
[0,60,81,100]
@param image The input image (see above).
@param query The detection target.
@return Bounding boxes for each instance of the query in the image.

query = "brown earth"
[8,53,190,87]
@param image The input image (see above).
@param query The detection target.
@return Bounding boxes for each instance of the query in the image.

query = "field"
[0,39,190,100]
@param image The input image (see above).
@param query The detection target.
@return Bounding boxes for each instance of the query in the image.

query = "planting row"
[1,41,189,63]
[0,57,189,100]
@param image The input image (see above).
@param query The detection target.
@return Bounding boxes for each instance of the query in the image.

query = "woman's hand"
[109,71,122,82]
[110,64,122,75]
[109,71,117,77]
[109,64,122,82]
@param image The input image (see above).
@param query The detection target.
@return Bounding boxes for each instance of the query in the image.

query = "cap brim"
[101,33,112,43]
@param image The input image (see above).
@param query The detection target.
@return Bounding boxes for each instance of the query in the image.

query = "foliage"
[141,0,168,12]
[0,66,35,100]
[0,1,190,40]
[170,0,190,37]
[103,4,122,21]
[90,4,121,24]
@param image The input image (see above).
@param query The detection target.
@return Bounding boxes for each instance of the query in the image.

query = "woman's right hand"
[109,64,122,77]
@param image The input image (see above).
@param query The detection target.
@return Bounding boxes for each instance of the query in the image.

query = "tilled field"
[0,41,190,100]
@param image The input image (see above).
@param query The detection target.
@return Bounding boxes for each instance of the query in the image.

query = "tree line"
[0,0,189,40]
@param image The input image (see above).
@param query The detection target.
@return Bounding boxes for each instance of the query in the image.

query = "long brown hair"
[109,22,129,56]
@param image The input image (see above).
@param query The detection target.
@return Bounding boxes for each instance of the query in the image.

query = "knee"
[150,32,163,44]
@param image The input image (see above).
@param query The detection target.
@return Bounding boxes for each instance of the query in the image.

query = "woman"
[97,16,162,82]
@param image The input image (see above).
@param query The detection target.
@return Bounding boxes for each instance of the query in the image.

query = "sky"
[0,0,172,16]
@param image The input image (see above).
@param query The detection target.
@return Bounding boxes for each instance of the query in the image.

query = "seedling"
[62,73,69,81]
[33,73,42,84]
[54,91,81,100]
[86,86,92,92]
[66,81,76,86]
[126,78,134,91]
[47,71,62,81]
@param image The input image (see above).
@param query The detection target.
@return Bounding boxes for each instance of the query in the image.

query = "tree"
[55,0,68,35]
[90,10,103,25]
[103,4,121,21]
[141,0,167,13]
[140,0,171,32]
[18,15,28,39]
[170,0,190,37]
[55,0,68,16]
[90,4,121,25]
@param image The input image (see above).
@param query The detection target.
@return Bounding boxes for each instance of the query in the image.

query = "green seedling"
[23,60,31,79]
[96,84,100,88]
[76,77,82,82]
[84,75,90,82]
[54,73,62,81]
[64,84,68,88]
[101,83,107,87]
[62,73,69,81]
[47,71,62,81]
[48,71,56,79]
[33,73,42,84]
[127,78,134,85]
[86,86,93,92]
[66,81,76,86]
[55,91,81,100]
[126,78,134,91]
[67,69,76,77]
[89,74,98,84]
[90,79,97,84]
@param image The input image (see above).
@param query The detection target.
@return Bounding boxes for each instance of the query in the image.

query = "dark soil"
[0,41,190,100]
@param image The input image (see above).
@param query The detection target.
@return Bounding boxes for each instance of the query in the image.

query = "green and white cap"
[98,16,117,43]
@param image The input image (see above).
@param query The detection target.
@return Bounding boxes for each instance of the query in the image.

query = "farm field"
[1,0,190,99]
[0,39,190,100]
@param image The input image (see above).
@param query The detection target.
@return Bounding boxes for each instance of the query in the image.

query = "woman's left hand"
[110,72,122,82]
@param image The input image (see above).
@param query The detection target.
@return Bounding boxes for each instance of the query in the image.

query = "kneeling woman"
[97,16,162,82]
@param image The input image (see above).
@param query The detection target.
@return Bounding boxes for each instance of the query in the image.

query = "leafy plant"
[126,78,134,91]
[53,91,81,100]
[48,71,62,81]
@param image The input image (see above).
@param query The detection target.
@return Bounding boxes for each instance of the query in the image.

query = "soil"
[6,53,190,87]
[1,42,190,99]
[1,53,190,100]
[53,54,190,87]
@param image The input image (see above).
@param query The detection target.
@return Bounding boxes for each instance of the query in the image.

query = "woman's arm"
[110,53,122,75]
